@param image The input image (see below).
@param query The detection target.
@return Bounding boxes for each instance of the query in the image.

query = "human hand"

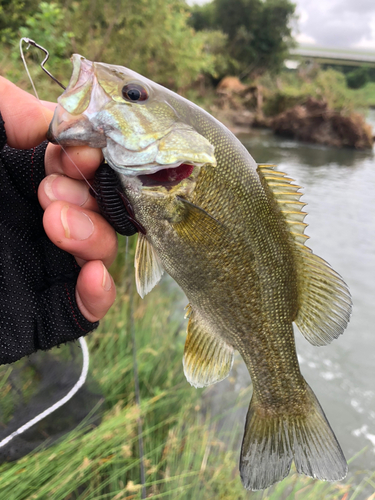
[0,76,117,323]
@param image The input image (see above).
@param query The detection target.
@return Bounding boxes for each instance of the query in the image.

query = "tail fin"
[240,384,347,491]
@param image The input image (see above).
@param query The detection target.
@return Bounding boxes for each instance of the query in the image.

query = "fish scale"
[48,54,352,491]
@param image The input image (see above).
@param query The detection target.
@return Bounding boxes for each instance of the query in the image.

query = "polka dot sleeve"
[0,112,99,365]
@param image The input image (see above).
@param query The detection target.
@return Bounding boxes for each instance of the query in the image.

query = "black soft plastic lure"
[92,163,145,236]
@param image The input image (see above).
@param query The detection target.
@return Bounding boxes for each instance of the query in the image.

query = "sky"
[189,0,375,51]
[295,0,375,50]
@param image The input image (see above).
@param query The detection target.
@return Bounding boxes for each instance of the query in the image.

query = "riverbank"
[205,72,375,149]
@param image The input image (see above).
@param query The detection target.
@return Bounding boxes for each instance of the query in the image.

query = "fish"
[48,54,352,491]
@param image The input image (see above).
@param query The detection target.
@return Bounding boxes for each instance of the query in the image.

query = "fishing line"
[19,38,99,197]
[0,337,90,449]
[0,39,92,449]
[55,142,99,197]
[128,260,147,499]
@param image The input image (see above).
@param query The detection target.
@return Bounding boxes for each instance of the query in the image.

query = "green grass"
[1,245,374,499]
[257,68,372,117]
[360,82,375,108]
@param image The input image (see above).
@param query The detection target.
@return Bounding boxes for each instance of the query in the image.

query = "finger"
[39,174,99,212]
[45,142,103,178]
[76,260,116,322]
[41,100,59,111]
[43,201,118,268]
[0,76,54,149]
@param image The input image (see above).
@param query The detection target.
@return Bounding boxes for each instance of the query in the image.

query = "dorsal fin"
[258,164,352,346]
[293,247,352,346]
[258,164,309,246]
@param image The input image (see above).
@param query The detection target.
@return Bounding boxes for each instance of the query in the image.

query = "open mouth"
[138,163,194,188]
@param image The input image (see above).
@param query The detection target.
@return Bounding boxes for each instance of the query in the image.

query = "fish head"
[48,54,216,191]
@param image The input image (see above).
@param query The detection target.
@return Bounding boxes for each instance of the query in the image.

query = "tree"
[190,0,296,78]
[346,66,370,90]
[2,0,222,91]
[0,0,40,43]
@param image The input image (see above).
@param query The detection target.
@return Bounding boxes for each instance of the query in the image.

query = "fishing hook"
[20,38,66,90]
[19,37,97,192]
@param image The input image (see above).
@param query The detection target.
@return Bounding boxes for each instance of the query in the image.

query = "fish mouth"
[138,163,195,188]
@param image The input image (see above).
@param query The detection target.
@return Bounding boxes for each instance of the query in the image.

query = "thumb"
[0,76,54,149]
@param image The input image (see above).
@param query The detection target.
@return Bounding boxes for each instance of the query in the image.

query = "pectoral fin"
[183,306,234,388]
[172,196,228,250]
[135,233,164,298]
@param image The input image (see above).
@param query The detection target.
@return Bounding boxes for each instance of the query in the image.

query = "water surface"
[235,120,375,474]
[170,114,375,488]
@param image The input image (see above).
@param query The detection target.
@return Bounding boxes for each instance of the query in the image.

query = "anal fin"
[183,307,234,388]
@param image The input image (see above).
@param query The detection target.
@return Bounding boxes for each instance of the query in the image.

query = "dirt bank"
[270,98,374,149]
[213,77,374,149]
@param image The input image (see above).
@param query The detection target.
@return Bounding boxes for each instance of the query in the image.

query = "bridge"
[289,45,375,68]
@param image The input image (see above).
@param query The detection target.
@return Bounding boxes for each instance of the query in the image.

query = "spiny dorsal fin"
[258,164,352,346]
[258,164,309,245]
[183,306,234,388]
[135,233,164,298]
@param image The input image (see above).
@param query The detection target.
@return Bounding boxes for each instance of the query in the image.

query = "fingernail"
[61,205,94,240]
[45,175,89,206]
[102,263,113,291]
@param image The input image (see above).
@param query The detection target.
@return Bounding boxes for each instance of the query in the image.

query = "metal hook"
[20,38,66,90]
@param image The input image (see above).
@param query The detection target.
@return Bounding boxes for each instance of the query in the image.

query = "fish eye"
[121,83,148,102]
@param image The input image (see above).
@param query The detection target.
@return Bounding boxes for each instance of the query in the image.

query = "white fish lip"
[104,138,208,177]
[106,157,200,177]
[47,106,107,148]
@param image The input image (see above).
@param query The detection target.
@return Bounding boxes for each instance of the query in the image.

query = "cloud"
[295,33,316,45]
[331,0,375,15]
[354,13,375,48]
[295,0,375,48]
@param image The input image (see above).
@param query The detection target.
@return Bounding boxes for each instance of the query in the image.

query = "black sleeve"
[0,112,99,365]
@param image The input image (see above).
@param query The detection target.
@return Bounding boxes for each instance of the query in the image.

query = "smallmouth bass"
[48,55,352,491]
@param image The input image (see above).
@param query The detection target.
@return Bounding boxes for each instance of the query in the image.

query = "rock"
[271,98,374,149]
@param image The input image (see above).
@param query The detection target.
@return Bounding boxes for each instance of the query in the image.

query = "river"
[201,110,375,488]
